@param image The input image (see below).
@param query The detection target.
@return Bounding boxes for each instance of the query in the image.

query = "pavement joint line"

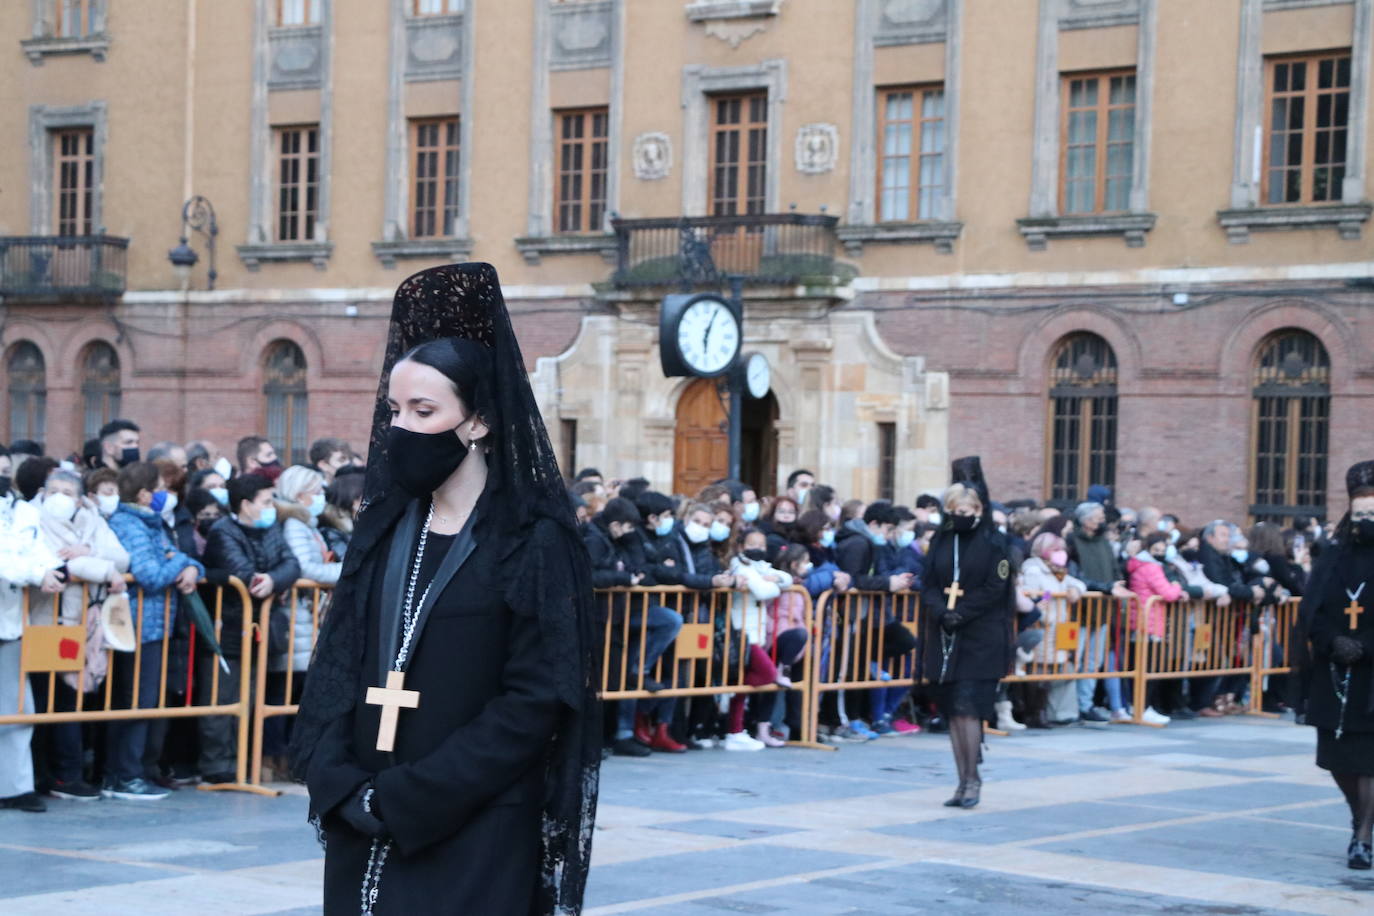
[0,842,206,875]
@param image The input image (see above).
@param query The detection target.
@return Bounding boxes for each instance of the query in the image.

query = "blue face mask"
[149,491,168,514]
[870,531,887,547]
[741,501,760,522]
[209,487,229,508]
[820,529,835,548]
[254,505,277,530]
[897,530,916,549]
[709,520,731,542]
[1230,548,1248,565]
[655,516,675,537]
[309,493,326,518]
[1165,544,1178,562]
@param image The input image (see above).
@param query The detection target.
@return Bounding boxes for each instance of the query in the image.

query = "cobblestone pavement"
[1,716,1370,914]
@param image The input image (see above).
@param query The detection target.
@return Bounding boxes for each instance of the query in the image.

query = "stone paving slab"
[0,716,1369,914]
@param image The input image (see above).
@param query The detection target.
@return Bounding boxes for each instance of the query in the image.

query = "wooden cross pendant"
[944,581,965,611]
[366,670,421,752]
[1346,599,1364,632]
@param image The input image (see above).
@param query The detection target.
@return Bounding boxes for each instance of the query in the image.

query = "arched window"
[1251,330,1330,522]
[80,342,121,441]
[264,340,308,466]
[6,342,47,444]
[1046,333,1118,504]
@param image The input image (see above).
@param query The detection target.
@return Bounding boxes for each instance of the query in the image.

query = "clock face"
[745,352,770,399]
[676,297,740,376]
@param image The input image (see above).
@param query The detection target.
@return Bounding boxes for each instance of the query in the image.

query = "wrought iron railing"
[0,235,129,298]
[610,213,839,288]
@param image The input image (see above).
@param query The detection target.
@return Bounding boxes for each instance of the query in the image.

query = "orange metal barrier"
[1003,591,1141,688]
[249,579,332,787]
[2,576,267,795]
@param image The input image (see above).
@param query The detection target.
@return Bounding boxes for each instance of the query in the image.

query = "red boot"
[649,723,687,753]
[633,712,653,746]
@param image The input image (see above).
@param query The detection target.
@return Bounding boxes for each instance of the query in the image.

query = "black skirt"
[933,678,998,721]
[1316,728,1374,776]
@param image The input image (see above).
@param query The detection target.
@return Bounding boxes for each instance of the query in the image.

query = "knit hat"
[1348,460,1374,498]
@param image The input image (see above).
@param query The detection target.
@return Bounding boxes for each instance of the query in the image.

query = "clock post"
[725,276,744,482]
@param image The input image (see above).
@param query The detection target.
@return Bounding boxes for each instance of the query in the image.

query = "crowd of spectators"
[0,423,1324,810]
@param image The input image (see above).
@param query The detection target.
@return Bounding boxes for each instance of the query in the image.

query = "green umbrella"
[183,590,231,674]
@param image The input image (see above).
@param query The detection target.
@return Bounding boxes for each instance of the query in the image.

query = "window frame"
[1261,50,1352,207]
[1058,68,1137,216]
[554,107,610,235]
[56,0,92,38]
[877,422,897,501]
[274,124,320,243]
[409,116,462,240]
[52,126,95,236]
[275,0,321,28]
[5,342,47,446]
[1044,333,1119,505]
[875,83,946,224]
[708,91,768,218]
[1248,331,1330,522]
[79,341,121,442]
[263,341,309,466]
[410,0,461,15]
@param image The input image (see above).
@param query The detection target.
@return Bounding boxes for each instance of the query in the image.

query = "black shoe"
[943,782,966,807]
[0,791,47,812]
[49,778,101,801]
[1349,838,1373,870]
[641,677,667,693]
[960,779,982,809]
[612,738,652,758]
[201,772,236,785]
[1169,707,1198,721]
[1079,709,1108,723]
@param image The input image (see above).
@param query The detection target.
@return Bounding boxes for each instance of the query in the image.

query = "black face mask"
[0,475,10,496]
[386,420,472,497]
[949,515,979,533]
[744,548,767,562]
[196,517,220,537]
[1354,519,1374,545]
[1180,547,1200,563]
[118,447,140,467]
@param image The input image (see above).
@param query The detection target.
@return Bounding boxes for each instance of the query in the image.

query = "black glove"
[1332,635,1365,666]
[338,781,388,839]
[939,611,964,633]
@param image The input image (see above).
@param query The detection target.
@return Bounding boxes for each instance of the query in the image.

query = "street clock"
[743,352,770,399]
[659,293,742,378]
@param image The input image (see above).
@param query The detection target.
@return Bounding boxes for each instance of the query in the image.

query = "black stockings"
[1333,772,1374,843]
[947,715,983,788]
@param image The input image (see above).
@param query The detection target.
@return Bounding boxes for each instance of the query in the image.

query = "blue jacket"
[107,504,205,643]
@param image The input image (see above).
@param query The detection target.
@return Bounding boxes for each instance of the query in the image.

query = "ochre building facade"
[1,0,1371,523]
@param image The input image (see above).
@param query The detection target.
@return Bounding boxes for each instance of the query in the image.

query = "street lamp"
[167,195,218,291]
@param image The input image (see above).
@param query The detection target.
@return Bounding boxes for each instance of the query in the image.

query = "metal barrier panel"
[1002,592,1141,685]
[2,576,265,794]
[250,580,332,786]
[1139,597,1257,681]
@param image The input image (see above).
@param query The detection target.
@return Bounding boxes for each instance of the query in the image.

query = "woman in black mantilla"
[920,456,1015,809]
[1295,460,1374,870]
[288,264,600,914]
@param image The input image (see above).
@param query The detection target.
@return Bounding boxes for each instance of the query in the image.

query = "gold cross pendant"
[1346,599,1364,632]
[944,581,964,611]
[366,670,421,752]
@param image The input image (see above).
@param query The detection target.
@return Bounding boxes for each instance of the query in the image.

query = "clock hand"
[703,308,718,353]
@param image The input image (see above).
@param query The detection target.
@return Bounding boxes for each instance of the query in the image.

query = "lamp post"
[167,195,218,291]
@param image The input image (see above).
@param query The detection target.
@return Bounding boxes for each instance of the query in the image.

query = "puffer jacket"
[1018,556,1086,666]
[202,516,300,661]
[279,502,341,672]
[29,498,130,626]
[107,503,205,643]
[0,495,60,639]
[1126,554,1184,638]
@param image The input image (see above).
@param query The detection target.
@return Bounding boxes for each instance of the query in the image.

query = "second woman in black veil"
[289,263,600,915]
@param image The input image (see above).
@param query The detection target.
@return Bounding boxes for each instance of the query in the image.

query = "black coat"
[201,517,301,657]
[1303,540,1374,735]
[1198,541,1254,603]
[309,515,561,914]
[835,525,888,591]
[920,523,1015,683]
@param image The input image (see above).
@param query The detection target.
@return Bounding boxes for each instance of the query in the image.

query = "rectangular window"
[877,422,897,501]
[276,0,321,27]
[877,85,945,222]
[53,128,95,236]
[412,0,461,14]
[561,419,578,482]
[275,125,320,242]
[555,108,609,234]
[1060,70,1135,214]
[709,92,768,217]
[57,0,92,38]
[1264,52,1351,205]
[410,117,461,239]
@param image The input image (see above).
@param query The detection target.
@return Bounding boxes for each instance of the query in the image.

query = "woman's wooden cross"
[944,581,964,610]
[1346,598,1364,632]
[366,670,420,752]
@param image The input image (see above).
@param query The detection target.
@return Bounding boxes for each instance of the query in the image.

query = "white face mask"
[213,456,233,479]
[684,521,710,544]
[928,512,942,526]
[96,493,119,517]
[42,493,77,522]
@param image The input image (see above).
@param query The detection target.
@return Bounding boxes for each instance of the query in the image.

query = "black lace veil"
[289,263,600,915]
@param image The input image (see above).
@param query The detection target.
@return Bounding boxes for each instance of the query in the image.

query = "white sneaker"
[723,731,766,752]
[1142,707,1171,726]
[995,700,1026,732]
[1109,708,1133,724]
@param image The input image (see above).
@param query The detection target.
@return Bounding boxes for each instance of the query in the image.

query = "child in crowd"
[723,530,794,750]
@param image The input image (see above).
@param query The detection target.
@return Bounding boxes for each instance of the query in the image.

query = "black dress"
[1304,539,1374,776]
[920,523,1015,721]
[306,504,562,914]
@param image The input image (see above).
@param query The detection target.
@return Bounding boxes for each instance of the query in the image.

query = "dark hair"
[840,498,866,523]
[915,493,941,509]
[9,439,42,456]
[786,469,814,488]
[227,473,273,515]
[236,435,270,470]
[863,502,897,526]
[1248,521,1285,557]
[634,490,676,521]
[84,467,118,493]
[806,484,836,514]
[98,419,140,442]
[309,437,351,466]
[571,480,599,497]
[117,461,160,504]
[186,488,222,517]
[777,543,810,575]
[327,471,365,510]
[81,438,103,469]
[1143,531,1170,551]
[155,458,188,502]
[398,338,495,440]
[185,441,211,467]
[891,505,916,523]
[574,467,602,482]
[15,457,58,500]
[599,496,641,526]
[796,509,832,546]
[619,477,651,501]
[189,468,223,490]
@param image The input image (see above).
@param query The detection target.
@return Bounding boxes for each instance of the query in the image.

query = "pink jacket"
[1126,555,1183,637]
